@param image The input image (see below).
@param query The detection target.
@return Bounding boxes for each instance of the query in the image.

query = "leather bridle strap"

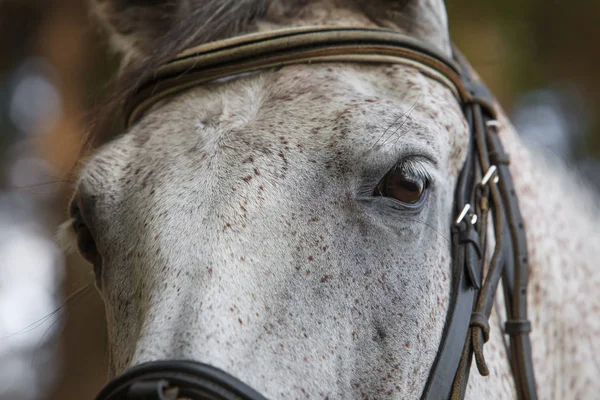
[422,49,537,399]
[94,360,269,400]
[104,26,538,400]
[123,26,471,128]
[448,49,537,400]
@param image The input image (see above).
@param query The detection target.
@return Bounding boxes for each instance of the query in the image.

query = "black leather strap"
[95,360,268,400]
[420,104,480,400]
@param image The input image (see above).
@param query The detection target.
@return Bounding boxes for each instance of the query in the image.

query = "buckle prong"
[455,204,470,225]
[480,165,498,186]
[456,204,479,226]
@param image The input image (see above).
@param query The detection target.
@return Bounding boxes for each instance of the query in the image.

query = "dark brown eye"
[374,168,428,205]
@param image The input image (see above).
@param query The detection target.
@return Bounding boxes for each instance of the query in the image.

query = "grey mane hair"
[92,0,269,66]
[359,0,451,55]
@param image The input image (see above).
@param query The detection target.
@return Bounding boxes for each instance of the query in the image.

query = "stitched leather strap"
[124,27,473,128]
[487,128,538,400]
[446,49,537,400]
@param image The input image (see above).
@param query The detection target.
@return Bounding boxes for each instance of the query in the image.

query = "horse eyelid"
[395,156,438,186]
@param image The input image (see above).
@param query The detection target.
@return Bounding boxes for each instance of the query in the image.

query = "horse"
[66,0,600,398]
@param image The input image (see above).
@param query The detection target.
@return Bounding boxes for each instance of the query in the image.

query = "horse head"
[67,1,600,399]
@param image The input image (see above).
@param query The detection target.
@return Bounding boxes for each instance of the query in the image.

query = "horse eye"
[70,202,102,284]
[374,168,428,205]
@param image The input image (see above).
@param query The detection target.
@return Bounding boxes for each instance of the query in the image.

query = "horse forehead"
[84,63,467,198]
[238,64,466,172]
[146,63,465,155]
[264,64,463,122]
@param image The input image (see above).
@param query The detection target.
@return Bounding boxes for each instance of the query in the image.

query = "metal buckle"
[456,166,499,226]
[455,204,477,225]
[480,165,499,186]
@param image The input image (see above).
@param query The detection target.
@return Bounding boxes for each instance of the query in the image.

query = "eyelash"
[392,157,435,185]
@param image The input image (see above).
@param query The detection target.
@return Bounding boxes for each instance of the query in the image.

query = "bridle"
[95,27,538,400]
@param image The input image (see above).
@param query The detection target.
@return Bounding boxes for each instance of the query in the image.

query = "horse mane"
[83,0,269,156]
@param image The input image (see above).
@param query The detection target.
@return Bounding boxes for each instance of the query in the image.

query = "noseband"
[97,27,537,400]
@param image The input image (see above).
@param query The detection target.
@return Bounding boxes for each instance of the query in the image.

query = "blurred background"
[0,0,598,399]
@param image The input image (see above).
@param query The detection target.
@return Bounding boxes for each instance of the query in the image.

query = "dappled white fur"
[74,0,600,398]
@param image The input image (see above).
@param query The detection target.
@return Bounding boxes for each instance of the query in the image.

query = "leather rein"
[97,27,538,400]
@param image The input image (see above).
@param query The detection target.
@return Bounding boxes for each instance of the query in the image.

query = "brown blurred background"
[0,1,598,399]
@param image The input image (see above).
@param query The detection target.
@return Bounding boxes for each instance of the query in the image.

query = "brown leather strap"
[123,27,472,128]
[487,127,538,400]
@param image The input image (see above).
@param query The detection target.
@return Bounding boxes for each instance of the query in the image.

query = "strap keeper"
[457,229,481,257]
[470,312,490,342]
[504,319,532,335]
[489,151,510,165]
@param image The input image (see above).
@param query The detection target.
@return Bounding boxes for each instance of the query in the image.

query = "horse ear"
[359,0,451,56]
[92,0,185,61]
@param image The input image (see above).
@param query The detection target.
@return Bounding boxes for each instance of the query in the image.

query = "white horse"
[67,0,599,398]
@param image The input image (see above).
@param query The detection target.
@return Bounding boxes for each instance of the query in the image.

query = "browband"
[124,26,474,128]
